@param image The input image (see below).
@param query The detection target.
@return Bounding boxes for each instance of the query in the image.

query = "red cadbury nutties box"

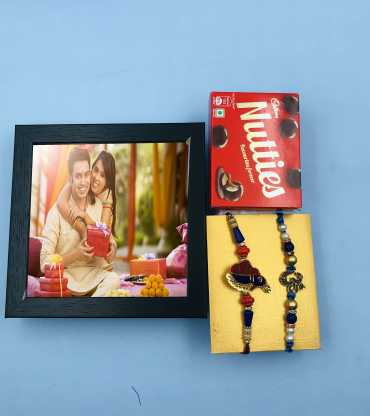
[210,92,302,209]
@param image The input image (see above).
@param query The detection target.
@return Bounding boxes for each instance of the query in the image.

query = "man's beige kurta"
[40,198,119,296]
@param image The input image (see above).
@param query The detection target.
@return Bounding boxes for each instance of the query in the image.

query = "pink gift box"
[166,223,188,279]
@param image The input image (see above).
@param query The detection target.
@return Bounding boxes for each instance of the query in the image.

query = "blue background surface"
[1,1,369,414]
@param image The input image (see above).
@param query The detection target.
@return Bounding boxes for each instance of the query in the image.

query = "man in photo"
[40,147,120,296]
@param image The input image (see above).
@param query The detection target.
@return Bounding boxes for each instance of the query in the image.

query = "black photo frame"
[5,123,208,318]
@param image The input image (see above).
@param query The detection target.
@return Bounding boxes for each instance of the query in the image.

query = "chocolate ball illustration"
[216,168,243,201]
[280,119,298,138]
[212,125,228,148]
[282,95,299,115]
[286,168,301,189]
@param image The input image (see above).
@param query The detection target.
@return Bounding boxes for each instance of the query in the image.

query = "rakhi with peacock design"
[276,212,305,352]
[225,213,271,354]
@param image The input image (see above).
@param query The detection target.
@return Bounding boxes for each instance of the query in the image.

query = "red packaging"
[37,259,70,297]
[44,263,64,279]
[87,224,111,257]
[34,289,72,297]
[39,277,68,291]
[210,92,302,209]
[129,258,167,279]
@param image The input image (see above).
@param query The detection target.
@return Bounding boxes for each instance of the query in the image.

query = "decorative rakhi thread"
[58,263,63,298]
[276,212,305,352]
[225,213,271,354]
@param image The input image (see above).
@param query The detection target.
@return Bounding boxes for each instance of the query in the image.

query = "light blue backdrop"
[1,1,369,415]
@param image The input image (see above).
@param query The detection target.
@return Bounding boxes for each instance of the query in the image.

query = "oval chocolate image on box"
[216,167,244,201]
[286,168,301,189]
[280,119,298,139]
[282,95,299,115]
[212,125,228,148]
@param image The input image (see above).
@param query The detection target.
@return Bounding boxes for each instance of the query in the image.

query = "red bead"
[241,293,254,307]
[237,245,250,257]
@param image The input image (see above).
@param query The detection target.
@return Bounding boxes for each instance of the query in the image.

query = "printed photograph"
[27,143,189,298]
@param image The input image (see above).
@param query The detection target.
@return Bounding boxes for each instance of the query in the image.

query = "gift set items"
[207,92,320,354]
[7,124,208,318]
[210,92,302,209]
[5,95,318,341]
[225,212,271,354]
[224,211,308,353]
[207,214,320,354]
[276,212,305,352]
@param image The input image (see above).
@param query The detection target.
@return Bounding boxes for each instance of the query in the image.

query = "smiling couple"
[40,147,120,297]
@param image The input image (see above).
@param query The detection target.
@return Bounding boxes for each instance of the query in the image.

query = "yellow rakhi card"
[207,213,320,353]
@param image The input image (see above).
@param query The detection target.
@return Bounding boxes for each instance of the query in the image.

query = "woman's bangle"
[102,203,113,212]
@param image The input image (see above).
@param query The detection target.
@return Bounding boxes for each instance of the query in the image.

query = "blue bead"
[286,313,297,324]
[244,309,254,327]
[287,291,296,300]
[286,346,293,353]
[277,214,285,225]
[287,265,296,273]
[284,242,295,253]
[232,227,245,244]
[286,340,294,347]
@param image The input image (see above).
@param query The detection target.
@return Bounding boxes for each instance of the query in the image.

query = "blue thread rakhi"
[276,211,305,352]
[225,213,271,354]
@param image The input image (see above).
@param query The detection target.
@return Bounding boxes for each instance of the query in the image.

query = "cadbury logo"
[236,101,285,199]
[271,98,280,118]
